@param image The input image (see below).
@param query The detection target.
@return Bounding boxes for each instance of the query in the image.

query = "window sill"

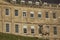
[45,18,50,20]
[53,19,57,20]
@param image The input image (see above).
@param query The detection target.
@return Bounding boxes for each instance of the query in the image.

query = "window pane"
[15,10,18,16]
[30,14,34,18]
[46,12,49,18]
[15,24,19,33]
[6,24,9,32]
[23,12,26,17]
[38,14,41,18]
[23,28,27,33]
[31,29,34,33]
[53,27,57,35]
[53,13,56,19]
[6,9,9,15]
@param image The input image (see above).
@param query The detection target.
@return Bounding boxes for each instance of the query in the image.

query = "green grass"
[0,32,43,40]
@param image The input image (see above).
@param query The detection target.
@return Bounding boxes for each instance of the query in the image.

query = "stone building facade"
[0,0,60,40]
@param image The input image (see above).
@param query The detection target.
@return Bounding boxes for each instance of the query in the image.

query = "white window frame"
[21,0,25,3]
[12,0,16,1]
[28,1,32,4]
[23,25,27,28]
[31,26,34,29]
[23,25,27,33]
[35,2,39,5]
[22,11,27,17]
[44,2,48,5]
[30,12,34,18]
[31,26,35,34]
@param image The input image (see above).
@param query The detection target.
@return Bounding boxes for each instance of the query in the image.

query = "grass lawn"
[0,32,43,40]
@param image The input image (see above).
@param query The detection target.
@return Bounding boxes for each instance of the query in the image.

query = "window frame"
[23,28,27,33]
[35,2,39,5]
[23,11,26,17]
[23,25,27,33]
[31,28,34,33]
[53,13,56,19]
[13,0,16,1]
[15,24,19,33]
[28,1,32,4]
[31,26,34,34]
[21,0,25,3]
[38,12,42,18]
[30,12,34,18]
[6,23,9,32]
[5,9,9,15]
[38,25,43,34]
[15,10,18,16]
[53,27,57,35]
[45,12,49,18]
